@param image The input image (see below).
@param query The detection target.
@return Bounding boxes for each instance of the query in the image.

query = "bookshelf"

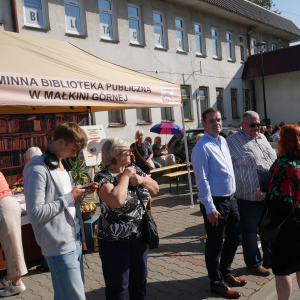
[0,112,88,186]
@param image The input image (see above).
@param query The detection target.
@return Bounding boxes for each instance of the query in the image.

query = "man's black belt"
[212,194,234,201]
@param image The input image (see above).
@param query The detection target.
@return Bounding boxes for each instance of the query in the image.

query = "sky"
[272,0,300,45]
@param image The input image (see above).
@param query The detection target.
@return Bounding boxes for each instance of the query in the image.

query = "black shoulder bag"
[135,187,159,249]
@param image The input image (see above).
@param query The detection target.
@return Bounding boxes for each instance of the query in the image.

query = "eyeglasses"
[242,122,261,128]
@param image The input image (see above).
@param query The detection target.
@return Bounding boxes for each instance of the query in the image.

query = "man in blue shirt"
[191,108,245,299]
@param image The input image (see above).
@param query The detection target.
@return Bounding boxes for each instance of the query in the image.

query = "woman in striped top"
[0,172,27,297]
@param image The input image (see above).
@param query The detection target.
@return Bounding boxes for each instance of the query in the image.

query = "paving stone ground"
[1,175,299,299]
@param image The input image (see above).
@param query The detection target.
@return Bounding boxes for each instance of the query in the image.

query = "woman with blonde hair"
[130,130,153,175]
[152,136,176,167]
[255,124,300,300]
[95,137,159,300]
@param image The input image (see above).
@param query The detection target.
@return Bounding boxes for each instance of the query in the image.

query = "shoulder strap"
[135,143,146,162]
[134,186,146,211]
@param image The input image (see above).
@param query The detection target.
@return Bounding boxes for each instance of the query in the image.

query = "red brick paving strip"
[153,248,270,285]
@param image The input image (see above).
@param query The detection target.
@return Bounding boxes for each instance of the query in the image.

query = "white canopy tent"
[0,31,194,207]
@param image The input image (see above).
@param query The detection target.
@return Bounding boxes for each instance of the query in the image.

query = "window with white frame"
[108,110,125,125]
[243,89,251,112]
[226,31,233,60]
[128,4,142,44]
[136,108,151,123]
[99,0,114,40]
[181,86,192,120]
[64,0,84,35]
[194,23,203,55]
[153,11,165,48]
[251,38,257,55]
[199,88,208,113]
[23,0,47,28]
[231,89,238,118]
[212,28,219,57]
[216,88,224,117]
[272,43,277,50]
[161,107,173,121]
[175,17,185,51]
[262,41,267,52]
[240,35,245,61]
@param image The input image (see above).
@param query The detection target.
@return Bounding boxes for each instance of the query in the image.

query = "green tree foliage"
[251,0,281,14]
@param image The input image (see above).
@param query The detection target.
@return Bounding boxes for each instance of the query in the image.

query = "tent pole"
[181,106,194,208]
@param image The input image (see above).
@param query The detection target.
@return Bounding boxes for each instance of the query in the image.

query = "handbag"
[135,187,159,249]
[135,143,155,170]
[258,209,287,243]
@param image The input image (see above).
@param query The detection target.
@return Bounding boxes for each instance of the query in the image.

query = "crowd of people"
[192,109,300,300]
[1,111,300,300]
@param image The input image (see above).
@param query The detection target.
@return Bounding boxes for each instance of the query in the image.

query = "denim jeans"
[45,232,85,300]
[98,236,148,300]
[237,199,272,268]
[200,197,241,286]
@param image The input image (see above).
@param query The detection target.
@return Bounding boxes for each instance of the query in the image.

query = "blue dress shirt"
[191,131,236,214]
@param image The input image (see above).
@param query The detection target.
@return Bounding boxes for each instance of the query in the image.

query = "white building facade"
[1,0,299,142]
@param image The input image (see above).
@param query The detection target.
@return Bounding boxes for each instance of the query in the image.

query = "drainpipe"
[10,0,19,33]
[252,80,257,111]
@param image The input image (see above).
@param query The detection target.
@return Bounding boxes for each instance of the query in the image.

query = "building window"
[272,43,277,50]
[175,17,185,51]
[64,0,84,35]
[199,88,208,113]
[108,110,125,125]
[194,23,203,55]
[251,38,257,55]
[240,35,245,61]
[231,89,238,118]
[136,108,151,123]
[212,28,219,58]
[243,89,251,111]
[262,41,267,52]
[0,0,3,23]
[128,4,142,44]
[181,86,192,120]
[99,0,114,40]
[216,88,224,117]
[23,0,47,28]
[226,31,233,60]
[153,11,165,48]
[161,108,173,121]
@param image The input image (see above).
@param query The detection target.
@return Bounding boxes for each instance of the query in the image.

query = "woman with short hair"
[95,137,159,300]
[152,136,176,167]
[130,130,153,175]
[255,124,300,300]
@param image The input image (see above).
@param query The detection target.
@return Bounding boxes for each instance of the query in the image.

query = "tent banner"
[0,72,181,109]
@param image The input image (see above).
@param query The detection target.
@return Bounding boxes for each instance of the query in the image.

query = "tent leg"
[181,107,194,208]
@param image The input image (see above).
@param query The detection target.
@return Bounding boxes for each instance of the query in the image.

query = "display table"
[0,195,43,271]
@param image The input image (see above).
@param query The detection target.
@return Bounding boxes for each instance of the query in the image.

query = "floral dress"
[265,155,300,275]
[94,163,150,241]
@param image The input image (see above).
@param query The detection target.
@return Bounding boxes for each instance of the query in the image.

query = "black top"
[94,163,150,241]
[130,141,153,170]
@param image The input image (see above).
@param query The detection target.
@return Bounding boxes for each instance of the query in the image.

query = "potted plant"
[69,158,91,185]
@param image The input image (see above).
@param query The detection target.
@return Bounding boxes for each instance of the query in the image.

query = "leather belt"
[212,194,234,201]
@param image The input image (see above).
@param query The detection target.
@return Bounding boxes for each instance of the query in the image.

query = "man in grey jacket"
[23,122,98,300]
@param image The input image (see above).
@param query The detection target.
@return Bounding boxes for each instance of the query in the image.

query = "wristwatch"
[260,192,264,200]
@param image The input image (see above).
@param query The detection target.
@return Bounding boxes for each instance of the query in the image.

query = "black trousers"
[200,197,241,286]
[98,236,148,300]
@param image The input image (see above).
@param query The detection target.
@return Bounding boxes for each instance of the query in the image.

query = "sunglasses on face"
[243,122,261,128]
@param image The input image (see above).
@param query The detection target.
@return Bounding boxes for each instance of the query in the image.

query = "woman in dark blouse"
[255,124,300,300]
[94,137,159,300]
[130,130,153,174]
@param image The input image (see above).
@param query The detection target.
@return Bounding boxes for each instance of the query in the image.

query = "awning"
[0,31,181,114]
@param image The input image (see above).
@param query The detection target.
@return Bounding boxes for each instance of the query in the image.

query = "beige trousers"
[0,196,28,278]
[154,154,176,167]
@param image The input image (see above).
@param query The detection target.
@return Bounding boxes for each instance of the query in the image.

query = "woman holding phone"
[152,136,176,167]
